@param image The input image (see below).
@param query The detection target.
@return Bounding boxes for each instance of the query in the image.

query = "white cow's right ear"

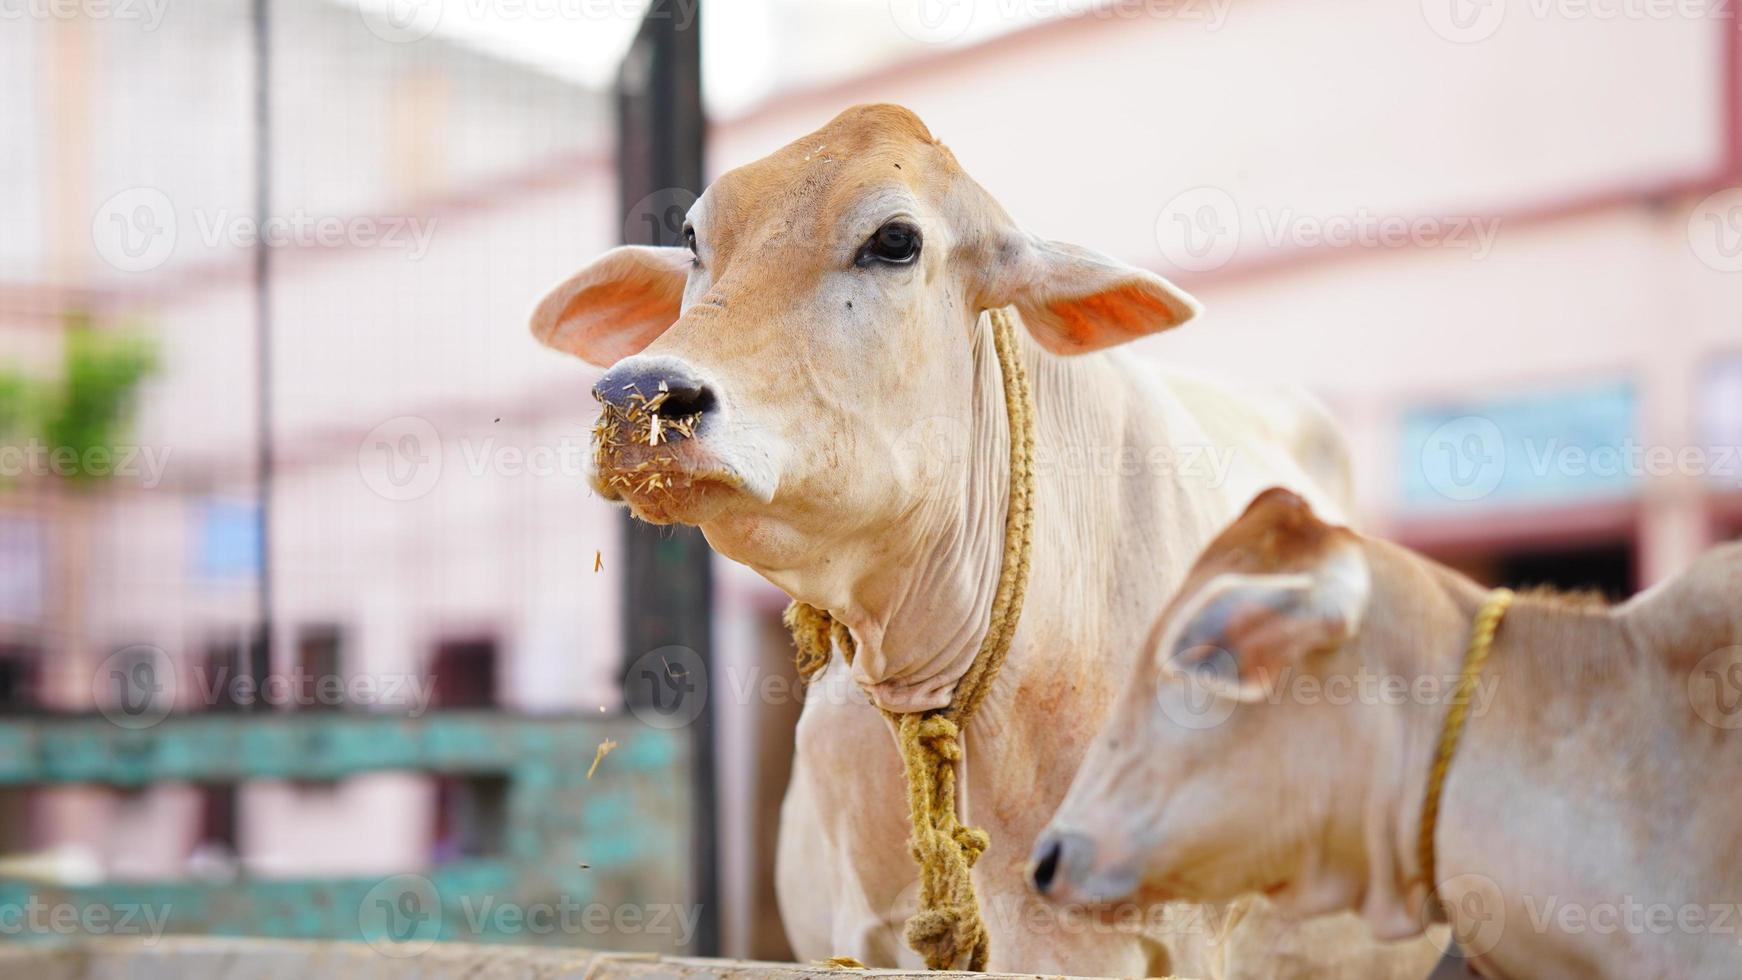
[530,246,691,367]
[979,235,1202,355]
[1161,558,1370,703]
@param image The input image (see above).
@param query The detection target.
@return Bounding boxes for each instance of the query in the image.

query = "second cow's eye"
[857,221,921,267]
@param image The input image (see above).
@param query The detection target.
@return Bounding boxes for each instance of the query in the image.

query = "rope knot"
[911,715,962,760]
[903,906,987,970]
[953,825,990,865]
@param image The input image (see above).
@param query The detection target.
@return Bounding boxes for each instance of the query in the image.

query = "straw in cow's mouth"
[591,380,707,498]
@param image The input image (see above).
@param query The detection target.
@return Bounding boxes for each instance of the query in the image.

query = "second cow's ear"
[980,235,1202,355]
[530,246,691,367]
[1161,557,1370,703]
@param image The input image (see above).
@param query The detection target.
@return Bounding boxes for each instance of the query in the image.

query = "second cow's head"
[532,104,1201,567]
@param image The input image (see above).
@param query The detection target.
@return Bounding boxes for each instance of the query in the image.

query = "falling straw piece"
[587,739,618,779]
[594,550,603,573]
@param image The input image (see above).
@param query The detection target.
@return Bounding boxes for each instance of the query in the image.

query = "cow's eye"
[682,225,698,254]
[857,221,921,267]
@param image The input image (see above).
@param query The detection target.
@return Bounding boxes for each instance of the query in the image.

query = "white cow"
[532,104,1438,977]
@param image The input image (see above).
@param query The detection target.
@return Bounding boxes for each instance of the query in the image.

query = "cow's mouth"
[590,403,748,525]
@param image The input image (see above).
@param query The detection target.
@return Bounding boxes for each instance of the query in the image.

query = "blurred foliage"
[0,313,156,487]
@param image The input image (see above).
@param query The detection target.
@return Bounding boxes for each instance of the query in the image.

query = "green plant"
[0,312,156,487]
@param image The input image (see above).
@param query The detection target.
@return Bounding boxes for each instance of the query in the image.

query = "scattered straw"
[815,956,867,970]
[587,739,618,779]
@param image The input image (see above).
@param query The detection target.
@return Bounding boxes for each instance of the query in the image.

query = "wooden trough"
[0,937,1111,980]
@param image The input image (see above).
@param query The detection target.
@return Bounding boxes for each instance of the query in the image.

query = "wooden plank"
[0,937,1123,979]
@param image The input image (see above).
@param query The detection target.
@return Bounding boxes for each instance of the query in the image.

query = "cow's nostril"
[593,360,719,420]
[655,382,715,419]
[1030,835,1064,895]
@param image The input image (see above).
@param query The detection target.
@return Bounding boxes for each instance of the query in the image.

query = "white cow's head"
[1031,489,1393,927]
[532,104,1199,575]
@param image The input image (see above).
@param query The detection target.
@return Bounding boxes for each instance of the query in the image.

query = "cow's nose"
[1029,830,1094,897]
[593,358,717,418]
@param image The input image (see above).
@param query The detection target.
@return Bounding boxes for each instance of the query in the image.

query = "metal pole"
[251,0,274,684]
[614,4,717,956]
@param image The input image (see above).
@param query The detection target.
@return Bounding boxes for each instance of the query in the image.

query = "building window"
[0,644,41,713]
[202,632,267,712]
[294,626,345,711]
[430,774,508,865]
[429,637,497,709]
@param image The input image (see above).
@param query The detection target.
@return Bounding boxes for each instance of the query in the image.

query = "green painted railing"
[0,713,696,953]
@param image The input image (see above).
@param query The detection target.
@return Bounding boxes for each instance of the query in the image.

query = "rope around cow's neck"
[784,306,1036,972]
[1417,587,1514,903]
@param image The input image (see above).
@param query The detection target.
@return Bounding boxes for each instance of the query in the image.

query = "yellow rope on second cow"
[783,306,1036,972]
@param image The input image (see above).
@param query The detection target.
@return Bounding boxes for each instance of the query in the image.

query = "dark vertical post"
[251,0,275,680]
[614,4,717,957]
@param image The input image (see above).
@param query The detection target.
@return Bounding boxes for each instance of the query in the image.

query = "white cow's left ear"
[982,235,1202,355]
